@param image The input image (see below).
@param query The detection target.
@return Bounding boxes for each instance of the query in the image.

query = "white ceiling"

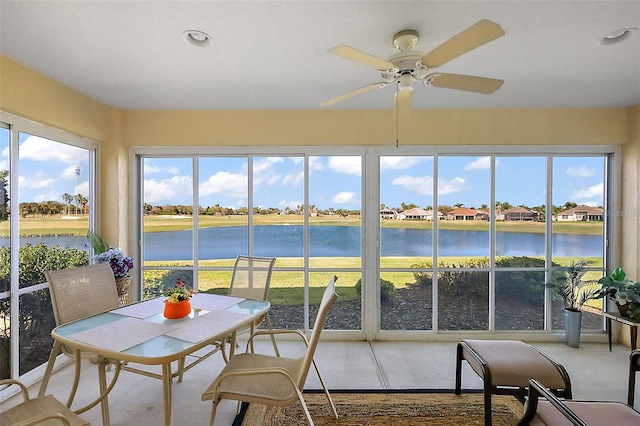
[1,1,639,111]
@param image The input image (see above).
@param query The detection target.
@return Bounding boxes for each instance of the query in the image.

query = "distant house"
[556,205,604,222]
[446,207,488,221]
[503,207,540,221]
[397,207,434,221]
[380,208,397,219]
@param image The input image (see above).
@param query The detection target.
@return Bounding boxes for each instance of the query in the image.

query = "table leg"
[38,341,62,397]
[97,356,110,426]
[631,325,638,350]
[162,362,173,426]
[66,349,82,407]
[607,317,612,351]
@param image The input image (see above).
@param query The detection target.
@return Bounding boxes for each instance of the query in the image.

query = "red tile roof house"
[446,207,489,221]
[555,205,604,221]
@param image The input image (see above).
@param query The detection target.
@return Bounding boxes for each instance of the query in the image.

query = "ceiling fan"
[320,19,505,111]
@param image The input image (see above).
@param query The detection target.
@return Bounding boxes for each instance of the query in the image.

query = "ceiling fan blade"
[320,82,388,106]
[420,19,505,68]
[426,73,504,94]
[330,46,398,72]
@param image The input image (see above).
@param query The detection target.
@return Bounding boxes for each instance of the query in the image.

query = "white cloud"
[18,174,55,189]
[254,157,283,174]
[309,157,324,171]
[328,157,361,176]
[76,180,89,196]
[20,135,87,164]
[464,156,492,171]
[144,165,179,175]
[33,190,60,203]
[392,175,434,195]
[61,165,83,180]
[332,191,355,204]
[199,171,246,198]
[380,156,427,170]
[281,171,304,186]
[571,182,603,199]
[439,177,467,195]
[391,174,470,197]
[567,164,595,177]
[144,175,193,204]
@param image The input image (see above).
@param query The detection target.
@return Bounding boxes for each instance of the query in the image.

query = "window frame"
[131,144,621,342]
[0,111,99,382]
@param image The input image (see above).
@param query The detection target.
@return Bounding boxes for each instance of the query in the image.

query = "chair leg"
[312,359,338,419]
[265,315,280,357]
[66,349,82,407]
[209,398,220,426]
[295,388,315,426]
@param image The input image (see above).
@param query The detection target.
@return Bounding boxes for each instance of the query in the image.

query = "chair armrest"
[245,329,309,351]
[0,379,31,402]
[519,379,587,426]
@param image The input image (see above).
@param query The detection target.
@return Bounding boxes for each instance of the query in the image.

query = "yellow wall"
[123,107,628,147]
[2,55,640,343]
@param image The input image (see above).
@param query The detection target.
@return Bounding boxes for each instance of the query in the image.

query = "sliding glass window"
[137,147,613,340]
[0,113,96,379]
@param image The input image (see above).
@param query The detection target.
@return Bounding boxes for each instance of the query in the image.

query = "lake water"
[11,225,603,260]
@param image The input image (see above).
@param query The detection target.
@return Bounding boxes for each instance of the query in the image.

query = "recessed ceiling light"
[182,30,211,47]
[597,28,638,46]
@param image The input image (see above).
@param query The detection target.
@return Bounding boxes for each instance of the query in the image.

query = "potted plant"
[598,267,640,320]
[545,259,605,347]
[163,278,195,319]
[88,231,134,305]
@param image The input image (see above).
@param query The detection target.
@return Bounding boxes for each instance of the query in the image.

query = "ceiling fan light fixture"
[597,28,638,46]
[182,30,211,47]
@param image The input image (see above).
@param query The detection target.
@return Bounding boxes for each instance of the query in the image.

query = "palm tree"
[62,193,73,215]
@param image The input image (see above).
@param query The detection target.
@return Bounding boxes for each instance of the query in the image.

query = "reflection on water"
[10,225,603,260]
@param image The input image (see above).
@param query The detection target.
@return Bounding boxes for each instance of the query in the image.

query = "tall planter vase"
[564,308,582,348]
[115,275,132,306]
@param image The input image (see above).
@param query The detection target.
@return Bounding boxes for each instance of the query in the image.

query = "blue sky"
[2,131,605,211]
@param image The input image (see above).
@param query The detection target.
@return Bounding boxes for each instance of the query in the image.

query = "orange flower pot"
[163,299,192,319]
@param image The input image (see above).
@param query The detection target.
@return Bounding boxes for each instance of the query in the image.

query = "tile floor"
[2,339,638,425]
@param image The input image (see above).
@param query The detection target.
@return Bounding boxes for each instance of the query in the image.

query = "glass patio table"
[37,293,270,426]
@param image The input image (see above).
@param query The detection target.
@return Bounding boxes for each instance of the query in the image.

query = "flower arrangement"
[88,231,134,278]
[599,267,640,319]
[164,278,195,304]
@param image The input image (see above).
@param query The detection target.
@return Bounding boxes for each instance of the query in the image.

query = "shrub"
[496,256,558,305]
[355,278,396,304]
[410,260,434,288]
[0,243,88,377]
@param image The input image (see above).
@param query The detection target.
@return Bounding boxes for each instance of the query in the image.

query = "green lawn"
[1,214,603,236]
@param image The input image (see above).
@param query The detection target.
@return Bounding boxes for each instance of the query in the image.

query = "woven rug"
[237,391,524,425]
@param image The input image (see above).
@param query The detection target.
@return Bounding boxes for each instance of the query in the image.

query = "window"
[139,152,363,333]
[0,113,97,379]
[134,146,615,340]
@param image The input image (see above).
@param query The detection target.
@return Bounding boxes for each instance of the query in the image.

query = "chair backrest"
[228,255,276,301]
[297,275,338,389]
[45,263,120,325]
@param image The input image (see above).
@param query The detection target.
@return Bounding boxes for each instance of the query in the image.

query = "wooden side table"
[604,312,640,351]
